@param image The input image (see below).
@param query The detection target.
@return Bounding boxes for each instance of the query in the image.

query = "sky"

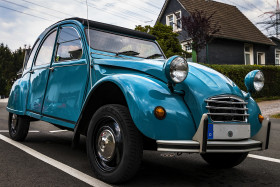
[0,0,279,51]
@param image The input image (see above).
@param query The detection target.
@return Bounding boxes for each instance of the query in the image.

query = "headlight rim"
[244,70,265,93]
[164,56,189,84]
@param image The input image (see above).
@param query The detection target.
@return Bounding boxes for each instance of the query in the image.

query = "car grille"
[205,95,249,122]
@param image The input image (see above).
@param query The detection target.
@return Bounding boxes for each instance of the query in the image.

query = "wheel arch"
[74,74,196,145]
[75,81,128,136]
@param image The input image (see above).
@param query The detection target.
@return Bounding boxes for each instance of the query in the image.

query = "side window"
[25,40,39,69]
[55,27,83,62]
[35,30,57,66]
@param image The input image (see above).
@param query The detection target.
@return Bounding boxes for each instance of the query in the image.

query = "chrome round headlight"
[253,71,264,92]
[245,70,265,93]
[166,56,189,84]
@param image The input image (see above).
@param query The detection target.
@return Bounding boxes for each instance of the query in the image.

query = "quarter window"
[55,27,82,62]
[25,40,39,69]
[35,31,57,66]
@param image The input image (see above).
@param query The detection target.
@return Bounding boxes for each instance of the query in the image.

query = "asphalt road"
[0,102,279,186]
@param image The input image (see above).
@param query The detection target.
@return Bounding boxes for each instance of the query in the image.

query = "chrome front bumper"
[157,114,271,153]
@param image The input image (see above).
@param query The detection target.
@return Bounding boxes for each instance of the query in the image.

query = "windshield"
[86,29,164,59]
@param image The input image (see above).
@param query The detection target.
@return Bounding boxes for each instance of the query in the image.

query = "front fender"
[84,74,196,140]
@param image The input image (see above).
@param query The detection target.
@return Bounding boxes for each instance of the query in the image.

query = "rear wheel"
[8,113,30,141]
[87,104,143,184]
[201,152,248,168]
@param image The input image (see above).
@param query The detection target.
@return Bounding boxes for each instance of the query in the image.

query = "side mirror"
[244,70,265,93]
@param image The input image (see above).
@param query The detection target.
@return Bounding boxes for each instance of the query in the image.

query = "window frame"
[34,29,58,67]
[244,44,254,65]
[275,49,280,65]
[85,28,166,59]
[257,52,265,65]
[166,10,182,32]
[54,26,83,63]
[181,40,192,53]
[24,39,40,70]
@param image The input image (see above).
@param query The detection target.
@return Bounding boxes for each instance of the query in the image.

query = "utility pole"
[257,0,280,38]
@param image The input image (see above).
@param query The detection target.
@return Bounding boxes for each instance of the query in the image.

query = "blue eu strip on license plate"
[208,124,213,139]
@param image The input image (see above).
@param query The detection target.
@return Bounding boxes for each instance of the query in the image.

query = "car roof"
[51,17,157,41]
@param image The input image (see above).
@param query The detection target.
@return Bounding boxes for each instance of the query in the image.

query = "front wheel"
[86,104,143,184]
[8,113,30,141]
[201,152,248,168]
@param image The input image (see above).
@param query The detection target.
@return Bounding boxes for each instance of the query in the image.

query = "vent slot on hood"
[205,95,249,123]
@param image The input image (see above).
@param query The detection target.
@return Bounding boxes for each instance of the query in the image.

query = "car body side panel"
[82,65,197,140]
[42,60,88,122]
[27,66,50,113]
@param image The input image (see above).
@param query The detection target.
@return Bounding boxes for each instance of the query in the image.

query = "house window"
[166,10,182,32]
[244,44,253,65]
[181,41,192,53]
[175,11,182,30]
[276,50,280,65]
[257,52,265,65]
[167,14,174,28]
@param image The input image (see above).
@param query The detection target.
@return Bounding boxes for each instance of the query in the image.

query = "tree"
[181,10,220,62]
[135,23,190,58]
[0,43,26,97]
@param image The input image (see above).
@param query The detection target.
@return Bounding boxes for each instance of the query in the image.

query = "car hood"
[95,59,245,127]
[94,58,167,81]
[180,62,245,127]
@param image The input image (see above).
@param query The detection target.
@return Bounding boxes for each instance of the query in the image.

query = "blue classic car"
[7,18,271,183]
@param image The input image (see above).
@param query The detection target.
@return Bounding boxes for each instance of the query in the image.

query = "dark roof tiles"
[178,0,275,45]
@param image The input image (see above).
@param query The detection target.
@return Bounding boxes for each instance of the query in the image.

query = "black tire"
[8,113,30,141]
[86,104,143,184]
[201,152,248,168]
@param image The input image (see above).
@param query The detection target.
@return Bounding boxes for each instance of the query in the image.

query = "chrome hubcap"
[97,129,116,161]
[11,114,18,132]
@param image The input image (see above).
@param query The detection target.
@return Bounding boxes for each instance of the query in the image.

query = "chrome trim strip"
[207,113,250,116]
[205,100,248,105]
[206,148,262,153]
[157,139,262,153]
[158,148,199,152]
[157,148,261,153]
[157,139,260,146]
[207,95,244,101]
[206,106,248,111]
[157,140,199,145]
[51,63,87,69]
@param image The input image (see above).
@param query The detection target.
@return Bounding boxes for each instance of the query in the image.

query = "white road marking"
[248,154,280,164]
[0,134,111,187]
[49,130,68,133]
[0,130,40,133]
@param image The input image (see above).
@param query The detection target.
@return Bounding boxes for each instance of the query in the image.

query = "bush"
[204,64,280,99]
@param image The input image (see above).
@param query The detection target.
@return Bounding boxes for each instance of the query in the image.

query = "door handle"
[49,67,55,72]
[29,70,34,74]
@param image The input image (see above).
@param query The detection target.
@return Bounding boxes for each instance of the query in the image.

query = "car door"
[27,29,57,114]
[42,25,88,123]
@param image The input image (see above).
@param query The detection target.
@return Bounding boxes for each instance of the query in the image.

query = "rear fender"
[6,76,30,115]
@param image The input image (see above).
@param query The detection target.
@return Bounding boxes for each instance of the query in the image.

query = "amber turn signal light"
[154,106,166,120]
[258,114,264,123]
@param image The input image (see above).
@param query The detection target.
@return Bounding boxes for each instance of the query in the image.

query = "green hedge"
[203,64,280,99]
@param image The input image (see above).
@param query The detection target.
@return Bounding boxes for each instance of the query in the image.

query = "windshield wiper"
[145,53,163,59]
[116,50,140,57]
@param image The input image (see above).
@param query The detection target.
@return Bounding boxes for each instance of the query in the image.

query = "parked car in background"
[7,18,271,184]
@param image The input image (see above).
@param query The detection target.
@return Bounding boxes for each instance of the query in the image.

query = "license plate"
[208,124,250,140]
